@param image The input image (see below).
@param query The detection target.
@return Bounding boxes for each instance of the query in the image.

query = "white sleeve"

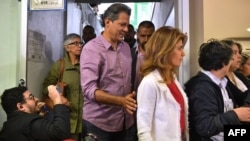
[137,76,157,141]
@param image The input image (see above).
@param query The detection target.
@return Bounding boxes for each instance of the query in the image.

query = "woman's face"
[240,57,250,77]
[230,44,242,71]
[224,56,234,75]
[66,37,83,56]
[169,40,185,68]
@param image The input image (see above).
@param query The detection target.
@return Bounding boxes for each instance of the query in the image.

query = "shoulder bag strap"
[58,59,65,82]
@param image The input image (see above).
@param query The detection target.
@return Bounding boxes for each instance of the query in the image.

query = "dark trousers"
[82,120,137,141]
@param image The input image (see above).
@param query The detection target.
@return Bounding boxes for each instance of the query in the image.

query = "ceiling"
[204,0,250,41]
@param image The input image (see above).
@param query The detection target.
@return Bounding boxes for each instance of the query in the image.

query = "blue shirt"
[80,35,134,131]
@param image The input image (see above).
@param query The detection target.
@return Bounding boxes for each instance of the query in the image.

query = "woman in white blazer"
[137,26,188,141]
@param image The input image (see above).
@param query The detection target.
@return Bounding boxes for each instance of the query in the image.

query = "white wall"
[189,0,204,78]
[0,0,22,129]
[203,0,250,41]
[241,41,250,55]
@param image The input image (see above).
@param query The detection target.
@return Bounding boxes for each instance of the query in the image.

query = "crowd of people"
[1,2,250,141]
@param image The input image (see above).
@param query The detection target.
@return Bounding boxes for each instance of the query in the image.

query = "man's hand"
[48,85,63,105]
[234,107,250,122]
[61,96,71,108]
[121,91,137,114]
[37,102,46,116]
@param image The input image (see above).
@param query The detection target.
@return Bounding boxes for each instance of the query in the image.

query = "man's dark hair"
[89,3,100,8]
[102,3,131,26]
[128,24,135,31]
[82,25,96,43]
[137,20,155,32]
[83,25,95,34]
[1,86,27,115]
[199,39,233,71]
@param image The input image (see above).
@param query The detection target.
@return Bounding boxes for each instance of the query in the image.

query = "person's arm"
[137,77,157,141]
[189,83,240,137]
[80,45,136,114]
[80,44,100,101]
[42,61,61,96]
[233,107,250,122]
[31,85,70,140]
[30,105,70,140]
[95,89,136,114]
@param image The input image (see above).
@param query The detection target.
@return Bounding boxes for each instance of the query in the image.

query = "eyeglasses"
[68,41,84,46]
[23,94,35,101]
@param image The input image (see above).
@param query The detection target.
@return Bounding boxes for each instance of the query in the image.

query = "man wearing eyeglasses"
[0,85,71,141]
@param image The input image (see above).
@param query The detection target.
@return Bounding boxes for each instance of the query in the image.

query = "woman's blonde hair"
[141,26,187,84]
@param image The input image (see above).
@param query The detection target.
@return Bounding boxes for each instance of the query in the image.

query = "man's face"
[230,44,242,71]
[124,26,135,40]
[82,28,96,43]
[137,27,154,47]
[105,12,130,42]
[20,90,39,113]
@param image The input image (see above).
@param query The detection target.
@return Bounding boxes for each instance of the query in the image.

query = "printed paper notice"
[27,30,46,62]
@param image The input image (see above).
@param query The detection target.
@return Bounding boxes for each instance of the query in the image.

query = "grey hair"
[63,33,81,46]
[102,3,131,26]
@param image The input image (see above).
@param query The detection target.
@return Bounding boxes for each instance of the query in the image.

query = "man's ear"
[17,103,24,111]
[104,18,111,28]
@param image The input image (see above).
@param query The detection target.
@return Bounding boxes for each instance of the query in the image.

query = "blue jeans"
[82,120,137,141]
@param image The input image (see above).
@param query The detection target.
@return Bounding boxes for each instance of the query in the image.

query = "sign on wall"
[27,30,45,62]
[29,0,66,11]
